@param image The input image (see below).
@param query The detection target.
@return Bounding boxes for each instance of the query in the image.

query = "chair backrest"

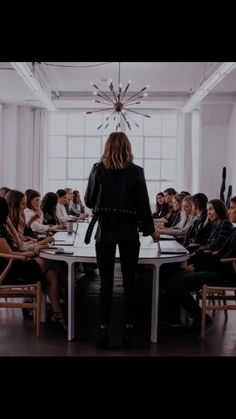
[200,257,236,338]
[201,284,236,338]
[0,253,41,336]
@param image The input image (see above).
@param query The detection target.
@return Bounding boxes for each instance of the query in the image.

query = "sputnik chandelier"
[86,62,151,131]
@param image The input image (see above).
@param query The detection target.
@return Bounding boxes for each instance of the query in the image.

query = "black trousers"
[164,270,236,323]
[95,240,140,325]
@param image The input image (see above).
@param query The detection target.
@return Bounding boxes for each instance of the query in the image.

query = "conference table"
[40,222,189,343]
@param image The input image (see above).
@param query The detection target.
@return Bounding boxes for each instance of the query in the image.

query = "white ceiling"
[1,62,236,109]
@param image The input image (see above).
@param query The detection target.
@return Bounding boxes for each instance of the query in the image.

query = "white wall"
[1,105,18,188]
[0,105,34,192]
[198,104,232,200]
[227,103,236,196]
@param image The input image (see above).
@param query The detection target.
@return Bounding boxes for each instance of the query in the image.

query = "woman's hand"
[34,243,50,255]
[39,236,54,245]
[184,264,195,273]
[151,231,160,242]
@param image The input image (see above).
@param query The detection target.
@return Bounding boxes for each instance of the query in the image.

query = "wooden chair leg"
[201,285,208,338]
[222,290,228,320]
[35,282,41,337]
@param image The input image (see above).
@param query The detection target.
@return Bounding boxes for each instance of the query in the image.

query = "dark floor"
[1,267,236,357]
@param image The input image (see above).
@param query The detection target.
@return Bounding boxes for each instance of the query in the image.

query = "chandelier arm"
[94,100,115,106]
[120,82,130,102]
[124,101,141,106]
[105,110,116,121]
[95,91,114,104]
[124,95,146,104]
[121,111,131,130]
[124,112,140,128]
[108,82,118,102]
[124,108,151,118]
[123,89,148,105]
[86,107,114,114]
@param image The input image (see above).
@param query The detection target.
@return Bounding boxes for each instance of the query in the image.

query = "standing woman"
[84,132,159,348]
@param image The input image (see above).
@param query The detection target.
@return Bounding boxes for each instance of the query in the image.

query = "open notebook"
[158,241,188,255]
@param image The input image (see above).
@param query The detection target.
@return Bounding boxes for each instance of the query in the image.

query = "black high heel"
[50,311,68,331]
[97,326,109,349]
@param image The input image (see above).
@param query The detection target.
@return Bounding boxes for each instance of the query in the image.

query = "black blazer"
[84,162,155,242]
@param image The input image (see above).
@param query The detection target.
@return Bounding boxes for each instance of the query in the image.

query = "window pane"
[144,160,161,180]
[68,159,84,178]
[84,158,99,178]
[49,158,66,179]
[86,114,103,135]
[49,136,66,157]
[85,137,102,158]
[162,138,176,158]
[144,137,161,158]
[129,136,143,158]
[48,180,66,192]
[162,113,177,136]
[161,159,176,181]
[160,180,175,191]
[134,158,143,167]
[68,113,85,135]
[146,181,160,205]
[68,137,84,157]
[66,180,84,195]
[144,114,161,136]
[127,114,143,136]
[49,114,67,135]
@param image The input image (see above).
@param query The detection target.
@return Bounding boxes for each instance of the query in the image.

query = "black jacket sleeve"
[84,164,99,209]
[135,168,155,236]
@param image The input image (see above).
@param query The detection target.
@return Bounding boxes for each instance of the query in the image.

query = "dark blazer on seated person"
[192,228,236,278]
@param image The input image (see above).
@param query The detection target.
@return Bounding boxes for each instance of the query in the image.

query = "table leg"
[151,263,159,343]
[68,261,75,341]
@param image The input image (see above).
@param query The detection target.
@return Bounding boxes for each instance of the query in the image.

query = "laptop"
[159,234,176,240]
[54,222,79,246]
[158,241,188,255]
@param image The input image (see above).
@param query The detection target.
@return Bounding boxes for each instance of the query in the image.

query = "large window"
[48,110,179,204]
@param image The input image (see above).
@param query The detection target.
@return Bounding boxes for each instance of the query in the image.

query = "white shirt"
[56,203,68,223]
[24,208,49,233]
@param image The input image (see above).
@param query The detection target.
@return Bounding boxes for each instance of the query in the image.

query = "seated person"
[183,193,212,252]
[152,192,169,219]
[158,195,195,240]
[188,199,233,267]
[56,189,70,224]
[160,196,236,331]
[156,187,177,227]
[64,188,89,220]
[41,192,62,226]
[72,190,90,219]
[0,197,67,331]
[25,189,63,235]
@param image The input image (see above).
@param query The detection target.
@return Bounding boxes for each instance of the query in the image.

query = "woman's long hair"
[101,132,134,169]
[5,190,25,230]
[208,199,229,221]
[25,189,41,210]
[0,197,13,247]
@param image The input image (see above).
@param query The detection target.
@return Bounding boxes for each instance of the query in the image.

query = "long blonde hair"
[101,132,134,169]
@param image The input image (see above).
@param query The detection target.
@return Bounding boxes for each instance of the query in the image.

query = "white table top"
[41,222,188,261]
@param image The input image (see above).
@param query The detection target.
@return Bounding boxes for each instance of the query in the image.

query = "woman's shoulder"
[128,163,144,174]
